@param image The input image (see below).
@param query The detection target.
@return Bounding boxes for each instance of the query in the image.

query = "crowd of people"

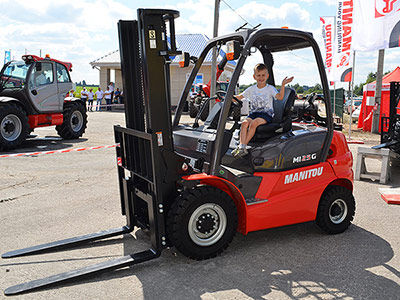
[67,82,124,112]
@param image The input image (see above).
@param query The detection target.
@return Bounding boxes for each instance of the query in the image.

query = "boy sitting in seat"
[232,63,293,157]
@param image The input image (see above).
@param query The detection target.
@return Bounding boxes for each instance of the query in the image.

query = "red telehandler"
[0,55,87,150]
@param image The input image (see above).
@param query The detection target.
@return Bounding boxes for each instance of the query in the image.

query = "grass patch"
[72,85,99,98]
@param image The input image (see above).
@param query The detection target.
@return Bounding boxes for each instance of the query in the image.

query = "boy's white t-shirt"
[241,84,278,116]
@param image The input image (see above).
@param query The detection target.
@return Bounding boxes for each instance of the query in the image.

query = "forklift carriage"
[2,8,355,295]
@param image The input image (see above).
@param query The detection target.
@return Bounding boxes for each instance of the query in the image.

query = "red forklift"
[2,8,355,295]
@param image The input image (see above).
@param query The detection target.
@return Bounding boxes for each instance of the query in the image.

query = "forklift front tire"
[316,186,355,234]
[167,186,238,260]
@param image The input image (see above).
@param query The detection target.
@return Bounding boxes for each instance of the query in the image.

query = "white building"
[90,34,235,107]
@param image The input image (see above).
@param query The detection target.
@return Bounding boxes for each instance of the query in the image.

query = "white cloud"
[299,0,337,5]
[3,0,390,89]
[0,0,134,84]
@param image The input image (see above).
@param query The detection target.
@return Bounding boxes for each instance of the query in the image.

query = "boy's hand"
[282,76,294,86]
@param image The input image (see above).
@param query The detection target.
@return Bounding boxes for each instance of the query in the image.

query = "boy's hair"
[254,63,268,74]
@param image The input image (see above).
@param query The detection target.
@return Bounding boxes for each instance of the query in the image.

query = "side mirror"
[35,62,42,72]
[178,52,190,68]
[226,41,241,60]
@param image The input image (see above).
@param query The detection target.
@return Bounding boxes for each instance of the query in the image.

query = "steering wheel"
[215,90,242,108]
[306,93,317,109]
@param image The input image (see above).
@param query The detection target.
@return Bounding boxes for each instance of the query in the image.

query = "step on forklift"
[2,8,355,295]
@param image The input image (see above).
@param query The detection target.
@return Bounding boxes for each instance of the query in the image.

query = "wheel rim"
[329,199,348,224]
[1,114,22,141]
[70,110,83,132]
[188,203,227,246]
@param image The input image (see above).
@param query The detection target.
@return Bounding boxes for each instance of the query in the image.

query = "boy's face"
[253,69,269,85]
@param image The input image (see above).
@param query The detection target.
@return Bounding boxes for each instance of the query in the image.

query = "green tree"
[239,83,255,93]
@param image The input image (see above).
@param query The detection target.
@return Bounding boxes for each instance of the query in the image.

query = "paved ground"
[0,111,399,300]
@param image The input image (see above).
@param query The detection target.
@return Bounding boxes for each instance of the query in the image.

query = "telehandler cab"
[2,8,355,295]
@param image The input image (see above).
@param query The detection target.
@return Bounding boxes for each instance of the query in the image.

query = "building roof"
[90,50,120,68]
[90,34,233,67]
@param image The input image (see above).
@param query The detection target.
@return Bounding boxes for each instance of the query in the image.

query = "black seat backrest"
[271,87,296,124]
[250,87,296,143]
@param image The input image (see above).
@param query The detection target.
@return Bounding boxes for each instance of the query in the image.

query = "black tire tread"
[0,103,29,150]
[56,102,87,139]
[167,186,237,260]
[316,185,355,234]
[200,102,209,121]
[189,101,198,118]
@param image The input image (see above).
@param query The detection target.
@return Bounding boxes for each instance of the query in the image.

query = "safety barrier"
[0,144,118,158]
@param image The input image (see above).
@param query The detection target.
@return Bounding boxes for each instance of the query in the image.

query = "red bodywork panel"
[182,173,248,235]
[28,113,63,129]
[182,131,353,235]
[202,68,224,97]
[27,54,72,72]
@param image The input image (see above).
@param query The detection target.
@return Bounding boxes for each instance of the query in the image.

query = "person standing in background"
[80,87,88,106]
[87,88,95,112]
[108,82,114,102]
[114,88,121,104]
[95,87,104,111]
[104,87,113,111]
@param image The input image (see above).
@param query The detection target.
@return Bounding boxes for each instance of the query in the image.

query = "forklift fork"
[4,249,160,296]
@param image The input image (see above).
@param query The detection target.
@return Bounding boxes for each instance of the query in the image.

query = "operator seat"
[250,87,296,143]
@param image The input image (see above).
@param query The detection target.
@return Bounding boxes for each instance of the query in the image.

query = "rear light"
[178,56,185,68]
[178,52,190,68]
[226,41,240,60]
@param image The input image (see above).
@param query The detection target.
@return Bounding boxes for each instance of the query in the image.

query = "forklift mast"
[2,9,191,295]
[115,9,187,250]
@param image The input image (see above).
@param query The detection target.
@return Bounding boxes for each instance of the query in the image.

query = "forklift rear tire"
[189,101,198,118]
[200,103,209,121]
[232,105,241,120]
[316,186,355,234]
[56,102,87,139]
[167,186,238,260]
[0,103,29,150]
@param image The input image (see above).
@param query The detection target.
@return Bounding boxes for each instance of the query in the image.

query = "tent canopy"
[365,67,400,92]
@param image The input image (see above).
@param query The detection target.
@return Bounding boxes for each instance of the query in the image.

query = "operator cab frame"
[173,28,333,176]
[0,55,73,114]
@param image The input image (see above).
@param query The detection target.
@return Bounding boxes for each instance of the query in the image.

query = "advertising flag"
[353,0,400,51]
[4,50,11,64]
[329,0,354,82]
[320,16,335,79]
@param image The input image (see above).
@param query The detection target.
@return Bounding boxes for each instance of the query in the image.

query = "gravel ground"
[0,111,399,300]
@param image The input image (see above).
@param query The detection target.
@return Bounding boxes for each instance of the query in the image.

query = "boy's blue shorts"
[247,111,273,123]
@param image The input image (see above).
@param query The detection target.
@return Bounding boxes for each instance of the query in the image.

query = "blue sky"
[1,0,398,90]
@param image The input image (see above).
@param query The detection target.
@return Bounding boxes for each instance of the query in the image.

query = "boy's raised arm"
[276,76,294,100]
